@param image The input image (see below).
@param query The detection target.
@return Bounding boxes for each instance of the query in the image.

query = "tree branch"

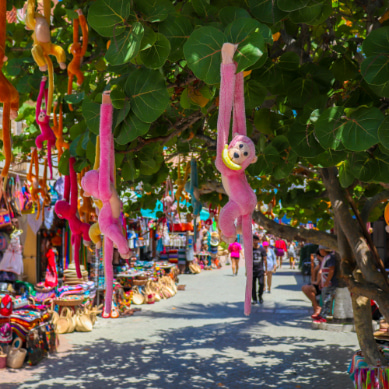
[321,167,389,293]
[252,210,338,250]
[361,190,389,223]
[119,111,204,154]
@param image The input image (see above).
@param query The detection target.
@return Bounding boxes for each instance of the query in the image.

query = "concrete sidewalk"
[2,259,358,389]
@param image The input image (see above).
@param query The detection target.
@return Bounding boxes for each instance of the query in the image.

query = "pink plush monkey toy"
[36,76,56,179]
[81,91,130,317]
[55,157,91,279]
[216,43,258,316]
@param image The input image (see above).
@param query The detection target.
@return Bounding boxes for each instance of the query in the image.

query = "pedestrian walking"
[228,239,243,276]
[288,241,297,269]
[275,238,287,269]
[252,235,267,304]
[263,240,276,293]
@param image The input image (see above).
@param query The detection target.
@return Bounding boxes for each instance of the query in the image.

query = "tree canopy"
[6,0,389,364]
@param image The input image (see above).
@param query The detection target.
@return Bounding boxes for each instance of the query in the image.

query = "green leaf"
[64,92,85,105]
[105,23,144,65]
[114,101,131,128]
[277,52,300,72]
[140,33,171,69]
[159,16,193,62]
[286,78,319,108]
[341,107,383,151]
[111,88,127,109]
[82,98,101,135]
[330,58,358,82]
[225,18,266,72]
[192,0,211,18]
[5,58,23,76]
[289,0,324,24]
[362,26,389,57]
[277,0,310,12]
[287,123,324,157]
[125,68,170,123]
[219,6,250,26]
[349,153,376,182]
[184,27,225,85]
[134,0,175,23]
[69,121,87,140]
[86,140,96,165]
[87,0,131,37]
[140,25,157,51]
[58,149,70,176]
[116,112,150,144]
[314,106,345,149]
[338,161,355,188]
[361,56,389,97]
[248,0,287,24]
[378,116,389,149]
[244,80,267,110]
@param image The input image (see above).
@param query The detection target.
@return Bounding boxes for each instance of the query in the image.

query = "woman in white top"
[288,242,297,269]
[263,241,276,293]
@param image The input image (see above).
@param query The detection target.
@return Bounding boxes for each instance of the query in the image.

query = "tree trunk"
[351,294,385,365]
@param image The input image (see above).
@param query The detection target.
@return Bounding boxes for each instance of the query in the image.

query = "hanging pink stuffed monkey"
[54,157,91,278]
[81,91,130,316]
[36,76,56,179]
[216,43,258,316]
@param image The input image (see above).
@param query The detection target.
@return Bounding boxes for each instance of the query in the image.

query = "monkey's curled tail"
[242,213,253,316]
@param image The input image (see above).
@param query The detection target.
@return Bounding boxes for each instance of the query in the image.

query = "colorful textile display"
[348,347,389,388]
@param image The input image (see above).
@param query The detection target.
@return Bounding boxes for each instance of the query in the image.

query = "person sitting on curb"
[314,246,337,323]
[302,249,324,318]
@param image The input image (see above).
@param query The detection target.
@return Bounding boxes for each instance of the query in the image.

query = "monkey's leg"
[32,45,48,71]
[219,200,241,243]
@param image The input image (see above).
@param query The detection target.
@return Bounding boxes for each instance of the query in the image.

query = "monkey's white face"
[228,142,255,165]
[38,111,46,122]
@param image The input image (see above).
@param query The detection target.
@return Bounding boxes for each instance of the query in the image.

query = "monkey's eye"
[239,144,244,148]
[244,152,248,156]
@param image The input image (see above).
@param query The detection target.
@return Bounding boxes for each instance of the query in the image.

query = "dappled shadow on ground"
[6,301,355,389]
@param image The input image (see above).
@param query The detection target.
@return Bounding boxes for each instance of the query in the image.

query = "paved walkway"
[3,259,358,389]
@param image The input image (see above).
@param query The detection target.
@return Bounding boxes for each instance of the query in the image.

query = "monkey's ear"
[251,155,258,164]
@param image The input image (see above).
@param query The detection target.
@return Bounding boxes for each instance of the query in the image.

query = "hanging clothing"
[44,248,58,288]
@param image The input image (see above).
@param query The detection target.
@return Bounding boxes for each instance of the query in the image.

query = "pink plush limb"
[242,213,253,316]
[47,139,53,179]
[219,200,241,239]
[72,234,82,279]
[69,157,78,214]
[110,126,115,185]
[216,63,236,175]
[81,222,91,242]
[232,70,247,137]
[36,80,46,121]
[35,134,44,149]
[105,223,129,257]
[104,236,114,315]
[99,103,113,202]
[64,175,70,203]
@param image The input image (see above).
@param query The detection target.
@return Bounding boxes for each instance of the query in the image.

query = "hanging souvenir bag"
[0,232,9,251]
[21,185,34,214]
[14,176,24,213]
[75,307,93,332]
[6,337,27,369]
[0,179,12,229]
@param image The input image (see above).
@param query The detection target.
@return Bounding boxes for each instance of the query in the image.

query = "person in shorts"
[263,241,276,293]
[228,239,243,276]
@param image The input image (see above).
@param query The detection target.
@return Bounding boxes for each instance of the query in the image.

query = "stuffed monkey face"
[38,111,49,124]
[54,201,71,219]
[227,135,257,169]
[71,42,82,56]
[81,170,99,198]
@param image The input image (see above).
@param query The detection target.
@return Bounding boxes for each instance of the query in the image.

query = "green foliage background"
[5,0,389,226]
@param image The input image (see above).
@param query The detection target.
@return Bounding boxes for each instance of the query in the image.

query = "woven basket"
[136,275,148,281]
[75,308,93,332]
[132,279,147,286]
[132,287,144,305]
[6,338,27,369]
[53,298,83,307]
